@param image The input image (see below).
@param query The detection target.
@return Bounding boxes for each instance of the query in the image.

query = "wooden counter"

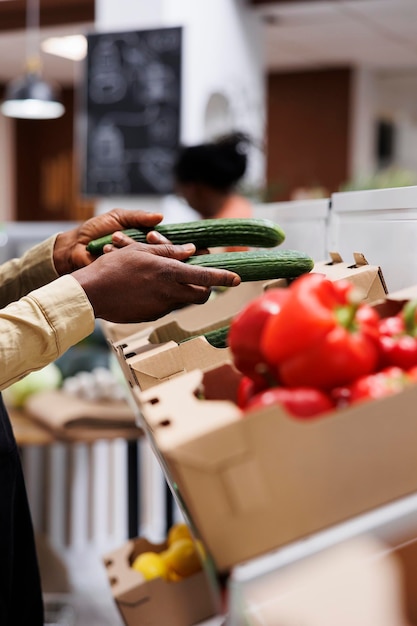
[8,406,55,446]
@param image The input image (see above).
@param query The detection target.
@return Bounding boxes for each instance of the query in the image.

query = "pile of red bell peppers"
[228,272,417,419]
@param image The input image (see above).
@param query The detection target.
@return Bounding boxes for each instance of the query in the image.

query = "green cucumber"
[86,218,286,255]
[185,249,314,282]
[179,324,230,349]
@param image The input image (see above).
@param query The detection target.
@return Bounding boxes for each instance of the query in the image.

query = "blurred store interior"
[2,1,417,625]
[1,0,417,225]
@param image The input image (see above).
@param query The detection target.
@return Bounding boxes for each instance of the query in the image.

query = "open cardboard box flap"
[313,251,387,303]
[371,284,417,319]
[134,362,417,572]
[128,336,231,391]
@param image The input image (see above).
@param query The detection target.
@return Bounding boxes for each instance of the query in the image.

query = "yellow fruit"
[159,550,181,582]
[167,569,184,582]
[167,522,192,546]
[162,538,202,578]
[131,551,168,581]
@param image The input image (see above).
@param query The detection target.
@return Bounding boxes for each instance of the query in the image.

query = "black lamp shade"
[1,72,65,119]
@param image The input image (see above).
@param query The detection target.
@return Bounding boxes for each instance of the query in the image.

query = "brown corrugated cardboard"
[103,537,216,626]
[134,361,417,572]
[102,280,280,391]
[127,336,231,391]
[313,251,387,303]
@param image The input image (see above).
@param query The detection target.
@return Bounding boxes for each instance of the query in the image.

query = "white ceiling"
[0,0,417,88]
[257,0,417,72]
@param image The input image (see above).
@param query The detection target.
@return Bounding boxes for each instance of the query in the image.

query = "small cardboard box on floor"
[103,251,387,393]
[102,537,216,626]
[131,285,417,573]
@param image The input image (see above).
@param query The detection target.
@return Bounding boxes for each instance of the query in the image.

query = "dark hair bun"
[174,131,251,191]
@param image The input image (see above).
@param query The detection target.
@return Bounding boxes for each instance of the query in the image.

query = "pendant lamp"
[1,0,65,120]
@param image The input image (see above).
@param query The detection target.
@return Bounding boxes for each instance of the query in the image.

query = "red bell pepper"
[333,366,412,407]
[228,288,289,386]
[378,300,417,369]
[261,273,380,390]
[236,375,268,409]
[245,385,335,419]
[261,274,349,365]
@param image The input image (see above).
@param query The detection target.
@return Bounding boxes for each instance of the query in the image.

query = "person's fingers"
[111,231,136,247]
[176,263,241,288]
[146,230,171,244]
[193,247,210,256]
[102,231,137,253]
[142,242,197,259]
[107,208,164,229]
[130,242,241,287]
[174,284,212,305]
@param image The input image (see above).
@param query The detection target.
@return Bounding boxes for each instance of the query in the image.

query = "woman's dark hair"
[173,131,251,192]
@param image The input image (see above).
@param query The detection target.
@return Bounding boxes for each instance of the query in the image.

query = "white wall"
[349,68,378,180]
[349,67,417,180]
[374,70,417,173]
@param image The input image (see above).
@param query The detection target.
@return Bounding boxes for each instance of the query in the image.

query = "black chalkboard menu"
[82,26,182,196]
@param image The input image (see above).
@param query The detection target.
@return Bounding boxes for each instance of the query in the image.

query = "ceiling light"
[1,70,64,120]
[1,0,65,120]
[41,34,87,61]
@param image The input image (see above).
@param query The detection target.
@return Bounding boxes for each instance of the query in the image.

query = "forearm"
[0,275,95,390]
[0,236,59,308]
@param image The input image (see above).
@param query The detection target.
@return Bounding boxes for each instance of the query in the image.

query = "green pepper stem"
[335,302,359,330]
[403,299,417,336]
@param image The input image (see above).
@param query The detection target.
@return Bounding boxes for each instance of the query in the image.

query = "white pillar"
[0,115,14,221]
[349,67,377,182]
[93,0,266,218]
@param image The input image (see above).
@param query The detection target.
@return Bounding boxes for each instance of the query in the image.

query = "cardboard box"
[103,252,386,393]
[133,355,417,572]
[101,279,281,346]
[104,278,286,392]
[101,250,386,348]
[313,251,387,303]
[102,537,217,626]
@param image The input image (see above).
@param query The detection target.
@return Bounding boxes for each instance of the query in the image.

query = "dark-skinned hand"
[53,208,165,274]
[72,241,240,323]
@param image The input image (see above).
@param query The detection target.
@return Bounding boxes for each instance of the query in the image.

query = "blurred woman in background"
[173,131,253,251]
[174,131,253,217]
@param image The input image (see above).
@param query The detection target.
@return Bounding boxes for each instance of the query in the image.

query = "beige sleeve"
[0,274,95,390]
[0,235,60,308]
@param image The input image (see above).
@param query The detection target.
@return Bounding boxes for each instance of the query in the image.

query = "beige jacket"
[0,235,94,389]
